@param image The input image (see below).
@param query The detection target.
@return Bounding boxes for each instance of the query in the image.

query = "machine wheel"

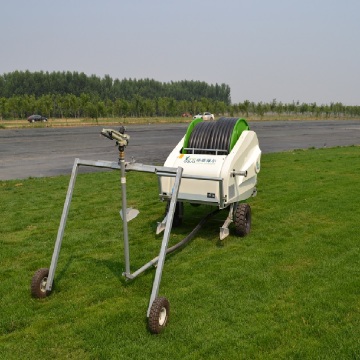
[31,268,51,298]
[165,201,183,227]
[148,297,170,334]
[234,203,251,237]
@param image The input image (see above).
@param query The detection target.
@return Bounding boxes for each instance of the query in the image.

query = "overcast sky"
[1,0,359,105]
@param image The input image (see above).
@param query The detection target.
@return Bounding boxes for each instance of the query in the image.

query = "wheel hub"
[158,307,167,326]
[40,277,48,293]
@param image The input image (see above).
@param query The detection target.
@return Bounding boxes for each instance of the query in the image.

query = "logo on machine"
[183,156,217,164]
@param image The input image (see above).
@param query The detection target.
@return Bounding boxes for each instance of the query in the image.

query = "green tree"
[143,99,156,116]
[157,97,171,116]
[37,94,53,118]
[114,98,129,117]
[0,97,8,119]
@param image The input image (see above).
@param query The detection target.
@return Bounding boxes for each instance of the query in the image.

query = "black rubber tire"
[233,203,251,237]
[31,268,51,298]
[165,201,183,227]
[148,297,170,334]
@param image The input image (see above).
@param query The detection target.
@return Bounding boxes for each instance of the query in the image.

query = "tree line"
[233,99,360,119]
[0,93,229,119]
[0,71,231,104]
[1,94,359,120]
[0,71,359,120]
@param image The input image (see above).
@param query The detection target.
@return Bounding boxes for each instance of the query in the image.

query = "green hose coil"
[182,117,249,154]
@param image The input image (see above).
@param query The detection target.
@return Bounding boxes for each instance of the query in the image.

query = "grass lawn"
[0,146,359,359]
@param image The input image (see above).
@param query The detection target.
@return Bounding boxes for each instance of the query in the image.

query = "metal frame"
[44,157,183,316]
[44,156,245,315]
[125,164,244,210]
[125,162,228,208]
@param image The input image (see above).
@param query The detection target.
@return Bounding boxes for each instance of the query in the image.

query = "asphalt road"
[1,120,359,180]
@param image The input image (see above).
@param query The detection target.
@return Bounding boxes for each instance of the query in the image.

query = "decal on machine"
[182,156,217,164]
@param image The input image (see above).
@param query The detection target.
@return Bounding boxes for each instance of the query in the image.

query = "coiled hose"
[187,117,240,154]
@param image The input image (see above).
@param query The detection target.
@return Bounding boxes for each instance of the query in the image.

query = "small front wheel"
[31,268,51,298]
[148,297,170,334]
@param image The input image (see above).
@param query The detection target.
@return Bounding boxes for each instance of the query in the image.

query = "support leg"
[147,167,183,317]
[219,203,235,240]
[119,148,131,278]
[46,159,80,291]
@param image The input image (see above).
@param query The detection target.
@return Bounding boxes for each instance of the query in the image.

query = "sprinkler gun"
[101,127,130,149]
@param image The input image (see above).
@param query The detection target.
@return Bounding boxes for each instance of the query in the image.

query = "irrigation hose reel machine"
[30,117,261,334]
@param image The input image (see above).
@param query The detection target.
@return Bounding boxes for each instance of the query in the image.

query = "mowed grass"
[0,146,359,359]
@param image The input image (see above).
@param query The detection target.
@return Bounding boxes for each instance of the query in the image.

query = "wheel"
[233,203,251,237]
[165,201,183,227]
[31,268,51,298]
[148,297,170,334]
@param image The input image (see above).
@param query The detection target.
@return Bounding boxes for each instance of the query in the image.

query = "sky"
[1,0,360,105]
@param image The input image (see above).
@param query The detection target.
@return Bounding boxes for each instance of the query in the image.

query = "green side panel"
[182,118,203,154]
[229,118,249,152]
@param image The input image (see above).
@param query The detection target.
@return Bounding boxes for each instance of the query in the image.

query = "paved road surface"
[1,120,359,180]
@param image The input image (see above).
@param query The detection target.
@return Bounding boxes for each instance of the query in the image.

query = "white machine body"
[159,130,261,209]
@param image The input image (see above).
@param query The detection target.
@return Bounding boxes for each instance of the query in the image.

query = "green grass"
[1,146,359,359]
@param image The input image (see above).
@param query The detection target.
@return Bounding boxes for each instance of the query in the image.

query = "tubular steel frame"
[44,156,240,316]
[44,158,184,317]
